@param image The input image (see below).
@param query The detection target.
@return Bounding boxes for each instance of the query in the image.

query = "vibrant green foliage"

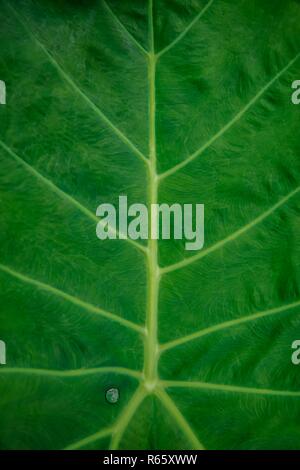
[0,0,300,450]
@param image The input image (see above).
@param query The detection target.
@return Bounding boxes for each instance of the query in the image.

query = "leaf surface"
[1,0,300,450]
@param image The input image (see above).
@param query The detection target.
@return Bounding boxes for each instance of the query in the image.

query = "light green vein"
[162,380,300,397]
[157,0,215,59]
[161,185,300,274]
[65,427,113,450]
[143,0,160,386]
[0,263,145,334]
[155,387,205,450]
[110,385,146,450]
[65,386,146,451]
[103,0,148,56]
[5,1,149,167]
[159,51,300,179]
[0,139,147,254]
[160,299,300,352]
[0,367,142,380]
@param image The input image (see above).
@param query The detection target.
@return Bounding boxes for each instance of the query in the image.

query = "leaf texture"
[0,0,300,450]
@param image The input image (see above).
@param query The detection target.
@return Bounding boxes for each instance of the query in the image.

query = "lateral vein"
[160,299,300,352]
[64,427,113,450]
[162,380,300,397]
[157,0,215,59]
[0,263,144,334]
[103,0,149,56]
[6,2,149,166]
[160,51,300,179]
[0,139,147,254]
[110,386,146,450]
[155,388,205,449]
[0,367,142,379]
[161,185,300,274]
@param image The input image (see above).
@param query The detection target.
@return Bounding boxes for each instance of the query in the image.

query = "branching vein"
[0,367,142,379]
[157,0,215,59]
[65,427,113,450]
[3,0,300,452]
[0,263,144,334]
[162,380,300,397]
[103,0,148,56]
[161,185,300,274]
[155,388,205,449]
[5,2,149,166]
[160,299,300,352]
[159,51,300,179]
[110,386,146,450]
[0,139,146,254]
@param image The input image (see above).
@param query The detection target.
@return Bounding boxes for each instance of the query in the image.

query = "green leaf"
[1,0,300,450]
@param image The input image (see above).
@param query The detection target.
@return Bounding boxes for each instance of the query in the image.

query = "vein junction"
[2,0,300,452]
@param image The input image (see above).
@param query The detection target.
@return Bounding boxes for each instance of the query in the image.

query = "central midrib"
[143,0,160,387]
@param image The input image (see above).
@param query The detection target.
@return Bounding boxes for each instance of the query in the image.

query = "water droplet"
[105,387,119,404]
